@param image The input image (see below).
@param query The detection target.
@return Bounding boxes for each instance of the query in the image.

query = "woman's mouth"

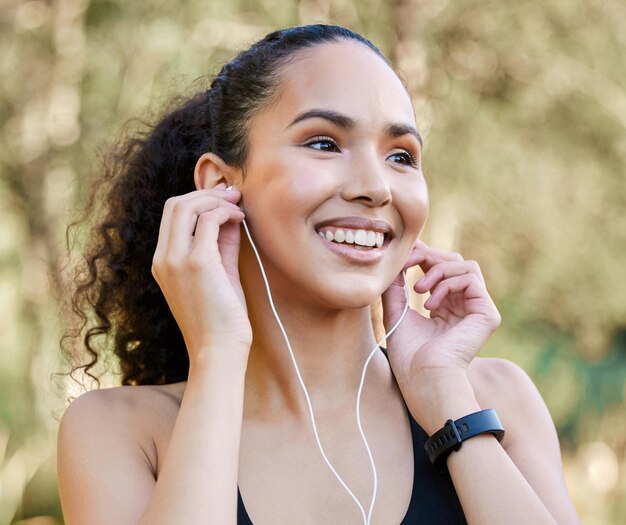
[317,226,385,248]
[314,226,389,264]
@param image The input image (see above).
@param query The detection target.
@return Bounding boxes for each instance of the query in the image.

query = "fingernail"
[417,275,427,285]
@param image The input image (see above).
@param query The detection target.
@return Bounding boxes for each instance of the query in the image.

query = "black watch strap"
[424,408,505,472]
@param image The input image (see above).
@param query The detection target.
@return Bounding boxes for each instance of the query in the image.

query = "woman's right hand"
[151,184,252,364]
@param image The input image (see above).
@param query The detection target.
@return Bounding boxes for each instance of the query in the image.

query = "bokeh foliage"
[0,0,624,523]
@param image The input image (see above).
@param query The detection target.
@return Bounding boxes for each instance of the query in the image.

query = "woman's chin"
[313,280,387,311]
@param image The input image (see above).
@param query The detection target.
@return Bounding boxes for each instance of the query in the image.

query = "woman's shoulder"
[59,381,187,473]
[463,358,580,523]
[65,380,188,433]
[57,381,188,521]
[64,380,186,419]
[466,357,555,452]
[466,356,539,416]
[466,356,532,399]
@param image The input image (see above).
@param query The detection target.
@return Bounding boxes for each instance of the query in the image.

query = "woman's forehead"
[260,40,416,132]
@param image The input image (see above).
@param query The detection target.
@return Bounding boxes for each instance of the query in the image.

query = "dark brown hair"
[60,25,389,389]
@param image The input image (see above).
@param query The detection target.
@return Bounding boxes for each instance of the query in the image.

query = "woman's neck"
[238,243,391,423]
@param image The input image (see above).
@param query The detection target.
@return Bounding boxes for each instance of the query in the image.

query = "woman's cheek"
[397,182,429,238]
[287,164,342,218]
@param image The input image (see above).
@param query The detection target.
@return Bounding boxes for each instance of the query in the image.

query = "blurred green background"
[1,0,624,523]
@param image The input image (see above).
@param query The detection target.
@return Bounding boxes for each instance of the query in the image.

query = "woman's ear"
[193,152,239,190]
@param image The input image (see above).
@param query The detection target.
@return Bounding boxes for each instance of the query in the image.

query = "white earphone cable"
[239,213,409,525]
[357,277,410,525]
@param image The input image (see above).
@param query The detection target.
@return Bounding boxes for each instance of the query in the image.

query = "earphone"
[225,185,410,525]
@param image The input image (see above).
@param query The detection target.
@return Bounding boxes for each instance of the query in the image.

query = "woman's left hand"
[381,239,501,393]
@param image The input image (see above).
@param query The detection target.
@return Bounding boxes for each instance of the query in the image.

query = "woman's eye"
[388,151,419,167]
[304,136,341,153]
[303,138,419,167]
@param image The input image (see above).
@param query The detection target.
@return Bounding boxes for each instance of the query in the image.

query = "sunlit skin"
[194,38,499,436]
[190,42,574,523]
[56,39,581,525]
[222,40,429,421]
[183,40,577,523]
[192,43,433,521]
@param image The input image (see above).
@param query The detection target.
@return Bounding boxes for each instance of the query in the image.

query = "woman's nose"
[340,149,392,207]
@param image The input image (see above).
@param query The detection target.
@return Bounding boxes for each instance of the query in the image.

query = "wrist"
[425,408,506,472]
[409,370,481,435]
[189,344,250,377]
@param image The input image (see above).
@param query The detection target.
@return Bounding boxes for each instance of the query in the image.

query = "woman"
[57,25,580,524]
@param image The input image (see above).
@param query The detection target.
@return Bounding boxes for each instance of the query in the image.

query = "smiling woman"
[57,24,581,525]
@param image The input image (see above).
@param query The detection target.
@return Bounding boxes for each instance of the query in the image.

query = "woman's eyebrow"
[285,108,422,147]
[385,122,422,147]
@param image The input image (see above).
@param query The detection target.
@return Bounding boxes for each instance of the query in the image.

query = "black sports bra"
[237,349,467,524]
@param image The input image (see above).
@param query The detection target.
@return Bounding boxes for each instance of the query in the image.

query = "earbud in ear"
[226,185,234,192]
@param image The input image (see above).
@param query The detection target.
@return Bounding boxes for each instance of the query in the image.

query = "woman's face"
[238,40,429,309]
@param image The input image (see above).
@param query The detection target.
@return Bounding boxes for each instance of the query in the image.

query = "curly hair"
[60,24,389,390]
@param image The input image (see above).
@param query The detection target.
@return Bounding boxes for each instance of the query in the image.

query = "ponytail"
[60,24,389,389]
[62,92,212,387]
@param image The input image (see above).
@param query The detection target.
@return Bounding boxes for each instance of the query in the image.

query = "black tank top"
[237,349,467,524]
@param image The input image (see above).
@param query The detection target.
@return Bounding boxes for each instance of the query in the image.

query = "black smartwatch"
[424,408,505,472]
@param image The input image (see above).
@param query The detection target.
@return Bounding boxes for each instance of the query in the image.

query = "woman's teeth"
[317,228,384,248]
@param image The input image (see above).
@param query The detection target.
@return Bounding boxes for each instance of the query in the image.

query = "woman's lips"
[314,231,389,265]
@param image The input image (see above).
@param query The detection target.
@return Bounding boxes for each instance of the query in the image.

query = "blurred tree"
[0,0,624,523]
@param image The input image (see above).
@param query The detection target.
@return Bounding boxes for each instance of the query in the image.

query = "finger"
[417,251,465,275]
[171,186,241,202]
[381,273,410,328]
[216,211,246,273]
[188,207,246,266]
[156,189,241,252]
[414,260,485,294]
[154,203,173,265]
[167,195,242,257]
[423,273,484,311]
[400,245,427,273]
[400,239,465,279]
[382,240,429,324]
[381,269,430,332]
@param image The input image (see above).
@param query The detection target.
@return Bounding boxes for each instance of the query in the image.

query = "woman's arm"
[381,240,581,524]
[140,348,245,525]
[57,348,248,525]
[58,184,252,524]
[139,349,248,524]
[412,358,581,525]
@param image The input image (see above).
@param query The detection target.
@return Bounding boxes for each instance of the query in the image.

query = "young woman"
[57,25,580,524]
